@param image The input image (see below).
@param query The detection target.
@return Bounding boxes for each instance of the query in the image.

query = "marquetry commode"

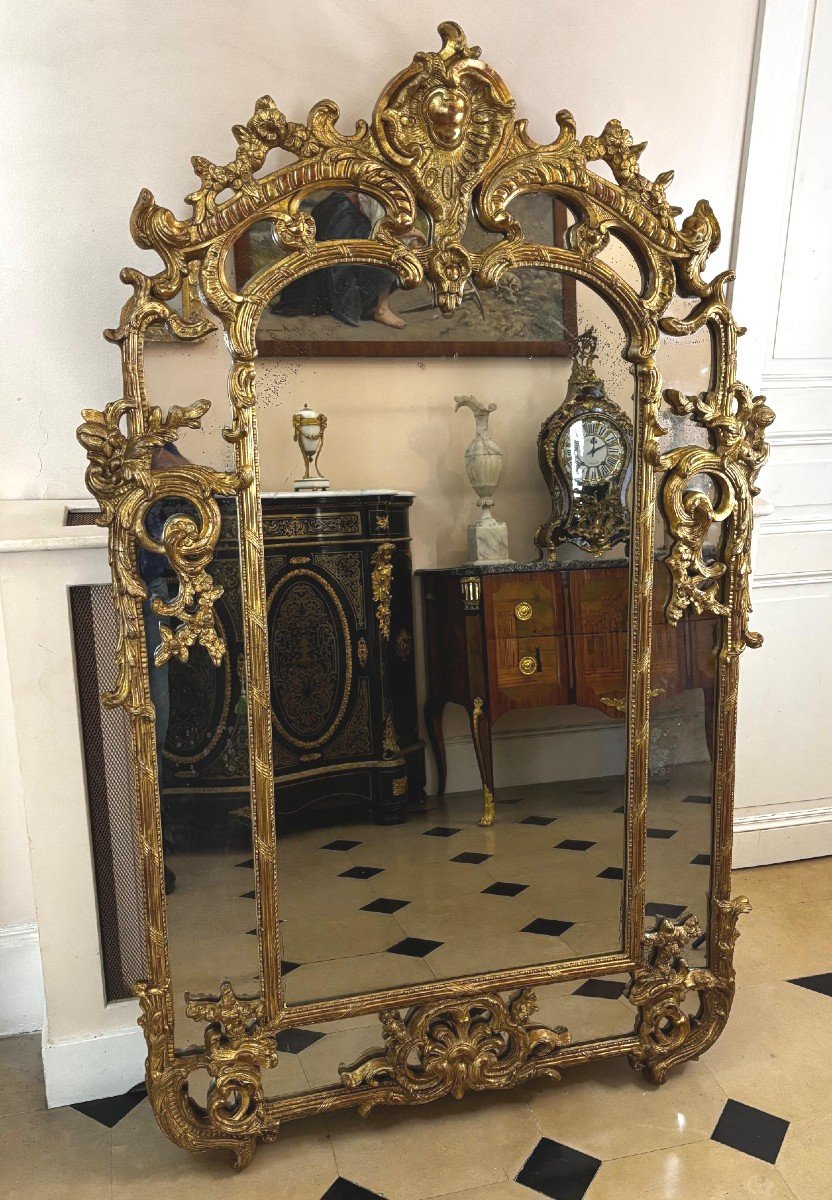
[419,559,716,822]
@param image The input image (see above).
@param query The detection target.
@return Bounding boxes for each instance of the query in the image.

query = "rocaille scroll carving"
[340,989,570,1114]
[81,19,770,1168]
[77,398,248,712]
[659,383,774,642]
[628,897,751,1084]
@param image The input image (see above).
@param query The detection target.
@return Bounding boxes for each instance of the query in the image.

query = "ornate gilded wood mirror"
[77,22,773,1167]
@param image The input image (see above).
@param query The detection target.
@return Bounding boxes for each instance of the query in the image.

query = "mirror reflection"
[646,321,721,964]
[243,257,637,1009]
[144,479,260,1047]
[234,190,575,356]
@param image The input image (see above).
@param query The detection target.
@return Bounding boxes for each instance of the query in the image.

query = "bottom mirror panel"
[645,615,718,966]
[278,773,627,1008]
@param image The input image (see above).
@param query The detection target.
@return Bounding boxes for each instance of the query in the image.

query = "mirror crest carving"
[77,21,769,1168]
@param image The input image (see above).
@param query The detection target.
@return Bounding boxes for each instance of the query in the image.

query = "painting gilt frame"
[78,22,773,1168]
[233,193,577,357]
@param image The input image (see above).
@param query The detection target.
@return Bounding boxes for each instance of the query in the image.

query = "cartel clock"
[535,327,633,559]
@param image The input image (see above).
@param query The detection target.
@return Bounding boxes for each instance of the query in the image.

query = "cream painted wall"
[0,0,764,1093]
[0,0,758,500]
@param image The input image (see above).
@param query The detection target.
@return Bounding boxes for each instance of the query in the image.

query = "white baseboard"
[42,1008,145,1108]
[733,801,832,869]
[0,922,44,1037]
[436,702,707,796]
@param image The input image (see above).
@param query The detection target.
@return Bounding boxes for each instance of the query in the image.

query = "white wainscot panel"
[735,576,832,867]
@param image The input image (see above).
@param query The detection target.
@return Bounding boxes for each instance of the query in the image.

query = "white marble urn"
[455,394,513,563]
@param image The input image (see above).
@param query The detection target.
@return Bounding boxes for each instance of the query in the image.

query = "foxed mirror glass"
[77,21,772,1165]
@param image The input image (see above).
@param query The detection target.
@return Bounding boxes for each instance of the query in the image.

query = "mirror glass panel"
[237,200,639,1014]
[647,315,719,965]
[138,371,261,1048]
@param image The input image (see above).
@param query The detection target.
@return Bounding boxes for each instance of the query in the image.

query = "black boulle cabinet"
[161,492,425,836]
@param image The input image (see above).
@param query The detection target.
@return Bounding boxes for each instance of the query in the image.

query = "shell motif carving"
[340,989,570,1114]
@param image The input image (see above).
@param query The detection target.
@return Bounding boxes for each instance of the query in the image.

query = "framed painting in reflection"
[232,191,578,358]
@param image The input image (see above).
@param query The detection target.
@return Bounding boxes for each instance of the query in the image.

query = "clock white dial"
[561,417,625,485]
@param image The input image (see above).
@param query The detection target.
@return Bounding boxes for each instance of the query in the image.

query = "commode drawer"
[484,574,566,640]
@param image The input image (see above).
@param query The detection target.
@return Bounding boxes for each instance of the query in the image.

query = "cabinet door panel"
[267,563,356,752]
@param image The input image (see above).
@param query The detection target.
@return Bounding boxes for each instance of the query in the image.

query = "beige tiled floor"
[166,764,713,1052]
[3,856,830,1198]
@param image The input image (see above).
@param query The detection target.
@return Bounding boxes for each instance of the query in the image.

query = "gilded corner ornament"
[628,898,751,1084]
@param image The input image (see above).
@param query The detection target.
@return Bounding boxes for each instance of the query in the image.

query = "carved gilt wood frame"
[77,22,773,1168]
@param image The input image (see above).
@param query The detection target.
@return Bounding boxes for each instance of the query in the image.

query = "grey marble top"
[416,557,635,576]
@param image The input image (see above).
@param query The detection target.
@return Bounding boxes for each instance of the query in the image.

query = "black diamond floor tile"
[596,866,624,880]
[691,853,711,866]
[711,1099,789,1164]
[645,901,687,919]
[386,936,443,958]
[612,804,625,813]
[71,1085,147,1128]
[516,1135,601,1200]
[246,928,257,936]
[451,851,492,864]
[423,826,462,837]
[276,1028,326,1054]
[692,932,707,950]
[521,917,574,938]
[497,795,525,804]
[482,881,529,897]
[789,972,832,998]
[555,839,596,851]
[281,959,301,975]
[321,1178,386,1200]
[339,866,384,879]
[322,839,363,852]
[647,827,677,839]
[573,979,627,1001]
[683,793,711,804]
[361,897,410,914]
[240,890,255,900]
[520,815,557,826]
[236,858,254,869]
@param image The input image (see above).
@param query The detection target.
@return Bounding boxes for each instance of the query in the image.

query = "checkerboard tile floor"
[4,854,830,1198]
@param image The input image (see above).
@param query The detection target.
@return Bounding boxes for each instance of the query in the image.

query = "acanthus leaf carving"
[77,396,249,710]
[659,383,774,641]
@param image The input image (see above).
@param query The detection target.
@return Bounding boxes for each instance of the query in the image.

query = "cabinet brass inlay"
[371,542,395,641]
[461,575,481,612]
